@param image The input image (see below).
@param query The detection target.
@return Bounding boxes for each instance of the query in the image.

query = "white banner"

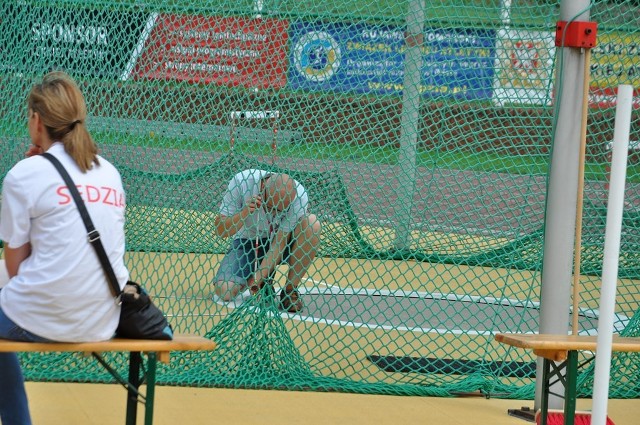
[492,28,556,106]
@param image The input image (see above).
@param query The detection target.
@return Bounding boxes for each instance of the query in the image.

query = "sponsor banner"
[132,14,288,89]
[0,2,148,78]
[492,29,556,106]
[590,31,640,108]
[288,21,495,100]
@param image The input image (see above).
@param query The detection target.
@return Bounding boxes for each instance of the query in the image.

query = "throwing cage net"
[1,0,639,399]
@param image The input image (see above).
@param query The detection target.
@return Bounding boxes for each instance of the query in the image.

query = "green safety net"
[1,0,640,399]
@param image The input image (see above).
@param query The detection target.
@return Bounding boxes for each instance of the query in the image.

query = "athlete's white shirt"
[0,143,128,342]
[219,169,308,240]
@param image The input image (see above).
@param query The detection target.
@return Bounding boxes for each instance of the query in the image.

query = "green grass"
[3,109,633,182]
[90,127,635,182]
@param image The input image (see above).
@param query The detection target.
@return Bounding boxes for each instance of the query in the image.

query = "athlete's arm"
[214,195,262,238]
[248,227,289,292]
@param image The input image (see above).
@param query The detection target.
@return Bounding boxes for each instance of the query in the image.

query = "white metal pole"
[500,0,512,27]
[253,0,264,18]
[591,84,633,425]
[393,0,425,249]
[536,0,591,410]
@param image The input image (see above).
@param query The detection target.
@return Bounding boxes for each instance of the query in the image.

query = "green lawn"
[88,126,632,182]
[1,113,629,182]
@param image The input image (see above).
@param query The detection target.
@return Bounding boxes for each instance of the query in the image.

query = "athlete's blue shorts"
[214,236,293,287]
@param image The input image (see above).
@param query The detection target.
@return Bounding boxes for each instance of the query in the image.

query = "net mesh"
[1,0,640,399]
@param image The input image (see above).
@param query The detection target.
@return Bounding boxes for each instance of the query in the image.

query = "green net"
[1,0,640,399]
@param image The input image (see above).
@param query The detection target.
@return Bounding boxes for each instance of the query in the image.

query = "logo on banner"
[492,29,555,106]
[498,36,552,89]
[293,31,341,82]
[510,41,539,73]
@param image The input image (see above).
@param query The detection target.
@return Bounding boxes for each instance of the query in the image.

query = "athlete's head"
[263,174,296,213]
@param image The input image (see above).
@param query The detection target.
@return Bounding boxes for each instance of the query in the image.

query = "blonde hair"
[28,71,98,172]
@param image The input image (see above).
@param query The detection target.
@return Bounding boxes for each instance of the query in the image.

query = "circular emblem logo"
[293,31,341,82]
[510,41,540,72]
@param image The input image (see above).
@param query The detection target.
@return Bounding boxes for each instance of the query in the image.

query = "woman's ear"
[29,111,52,151]
[32,112,43,132]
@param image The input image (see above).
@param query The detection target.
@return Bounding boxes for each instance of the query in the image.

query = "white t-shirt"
[219,169,308,240]
[0,143,128,342]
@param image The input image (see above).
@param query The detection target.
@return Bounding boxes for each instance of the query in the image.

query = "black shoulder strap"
[41,152,122,298]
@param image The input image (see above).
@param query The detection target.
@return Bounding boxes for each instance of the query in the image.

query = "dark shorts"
[214,236,293,287]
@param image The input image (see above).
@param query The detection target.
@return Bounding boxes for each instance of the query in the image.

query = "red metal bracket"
[555,21,598,48]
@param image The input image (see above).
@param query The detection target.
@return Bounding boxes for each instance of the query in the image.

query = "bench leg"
[563,351,578,425]
[145,352,157,425]
[540,359,550,425]
[92,351,157,425]
[126,352,142,425]
[540,352,579,425]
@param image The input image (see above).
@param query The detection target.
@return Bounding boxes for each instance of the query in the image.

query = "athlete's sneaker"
[212,289,252,308]
[279,287,303,313]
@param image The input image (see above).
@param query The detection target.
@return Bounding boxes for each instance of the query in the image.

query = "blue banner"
[288,21,496,100]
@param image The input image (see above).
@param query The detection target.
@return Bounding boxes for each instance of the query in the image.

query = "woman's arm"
[3,242,32,278]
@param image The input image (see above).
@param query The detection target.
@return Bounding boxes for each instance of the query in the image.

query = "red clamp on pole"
[555,21,598,48]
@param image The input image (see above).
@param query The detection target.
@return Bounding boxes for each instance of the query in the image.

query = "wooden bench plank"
[496,333,640,425]
[0,334,216,425]
[495,333,640,356]
[0,334,216,363]
[532,348,568,362]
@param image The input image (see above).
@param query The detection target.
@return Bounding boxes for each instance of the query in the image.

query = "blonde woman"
[0,71,128,424]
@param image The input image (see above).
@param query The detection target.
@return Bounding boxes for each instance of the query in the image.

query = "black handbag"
[42,153,173,340]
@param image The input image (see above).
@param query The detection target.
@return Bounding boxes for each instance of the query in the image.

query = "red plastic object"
[555,21,598,48]
[536,409,615,425]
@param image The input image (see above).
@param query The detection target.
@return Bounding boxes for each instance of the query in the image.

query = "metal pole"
[126,352,142,425]
[393,0,425,249]
[500,0,512,28]
[591,84,633,425]
[535,0,591,411]
[145,353,158,425]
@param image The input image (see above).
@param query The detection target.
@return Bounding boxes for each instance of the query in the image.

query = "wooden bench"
[0,335,217,425]
[495,333,640,425]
